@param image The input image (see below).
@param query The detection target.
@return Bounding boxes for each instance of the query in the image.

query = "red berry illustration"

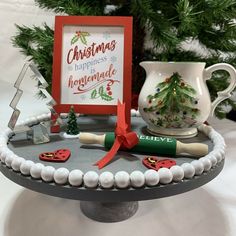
[106,86,111,91]
[108,91,112,96]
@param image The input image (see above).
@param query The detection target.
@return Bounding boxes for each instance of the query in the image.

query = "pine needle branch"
[35,0,107,15]
[12,24,54,93]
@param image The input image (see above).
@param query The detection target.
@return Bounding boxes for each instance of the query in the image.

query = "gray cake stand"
[0,116,225,222]
[0,160,224,222]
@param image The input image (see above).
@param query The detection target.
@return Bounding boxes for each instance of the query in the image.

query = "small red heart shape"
[142,156,176,170]
[39,149,71,162]
[54,149,71,162]
[39,152,55,161]
[142,156,159,170]
[156,159,176,170]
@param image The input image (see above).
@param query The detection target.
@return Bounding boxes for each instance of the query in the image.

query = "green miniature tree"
[12,0,236,118]
[66,106,79,135]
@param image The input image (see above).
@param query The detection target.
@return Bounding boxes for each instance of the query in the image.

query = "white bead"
[28,117,36,126]
[11,157,25,171]
[130,171,145,188]
[144,169,159,186]
[99,171,114,188]
[4,128,12,136]
[41,166,55,182]
[214,152,223,162]
[201,125,212,136]
[208,131,216,140]
[0,138,7,146]
[197,124,206,132]
[158,168,173,184]
[208,155,217,166]
[30,163,44,179]
[114,171,130,189]
[221,152,225,160]
[136,110,141,117]
[131,109,137,117]
[170,165,184,182]
[200,158,212,171]
[68,169,84,186]
[191,160,204,176]
[0,143,7,149]
[46,112,51,119]
[0,149,8,163]
[17,120,24,126]
[0,148,12,157]
[181,163,195,179]
[83,171,99,188]
[214,146,224,152]
[214,144,224,152]
[30,116,38,125]
[54,168,69,185]
[0,135,8,142]
[24,118,32,125]
[36,114,45,121]
[5,154,15,167]
[20,160,34,175]
[41,113,49,121]
[60,113,68,119]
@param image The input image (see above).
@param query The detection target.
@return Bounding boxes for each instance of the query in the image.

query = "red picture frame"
[51,16,133,132]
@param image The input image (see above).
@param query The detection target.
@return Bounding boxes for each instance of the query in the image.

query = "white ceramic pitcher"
[138,61,236,138]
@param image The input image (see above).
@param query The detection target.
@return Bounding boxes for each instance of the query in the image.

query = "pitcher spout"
[139,61,157,77]
[139,61,152,71]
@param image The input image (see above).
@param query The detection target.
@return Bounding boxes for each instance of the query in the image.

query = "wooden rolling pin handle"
[176,141,208,157]
[78,132,105,145]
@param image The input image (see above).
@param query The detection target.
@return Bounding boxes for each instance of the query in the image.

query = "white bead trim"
[0,113,225,189]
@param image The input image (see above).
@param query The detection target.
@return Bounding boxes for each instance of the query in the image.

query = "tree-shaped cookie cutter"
[8,62,63,144]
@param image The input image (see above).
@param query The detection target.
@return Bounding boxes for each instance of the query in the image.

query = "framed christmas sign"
[52,16,133,132]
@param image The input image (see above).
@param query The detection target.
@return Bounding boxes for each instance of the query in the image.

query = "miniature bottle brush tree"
[12,0,236,118]
[66,106,79,135]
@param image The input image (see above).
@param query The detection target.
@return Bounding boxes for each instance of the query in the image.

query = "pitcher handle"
[204,63,236,116]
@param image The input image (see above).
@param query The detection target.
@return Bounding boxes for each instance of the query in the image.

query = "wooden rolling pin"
[79,132,208,157]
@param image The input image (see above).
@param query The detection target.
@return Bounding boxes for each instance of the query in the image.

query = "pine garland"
[35,0,107,15]
[12,0,236,118]
[12,24,54,95]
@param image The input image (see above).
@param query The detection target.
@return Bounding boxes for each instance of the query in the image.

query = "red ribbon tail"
[95,138,121,169]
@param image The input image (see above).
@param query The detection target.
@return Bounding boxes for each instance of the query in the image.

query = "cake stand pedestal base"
[80,201,139,222]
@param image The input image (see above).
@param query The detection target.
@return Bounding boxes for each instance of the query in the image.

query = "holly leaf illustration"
[98,86,104,95]
[80,34,88,45]
[91,89,97,99]
[71,35,79,45]
[82,32,90,36]
[101,93,113,101]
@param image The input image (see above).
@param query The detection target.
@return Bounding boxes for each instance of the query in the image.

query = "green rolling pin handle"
[78,132,208,157]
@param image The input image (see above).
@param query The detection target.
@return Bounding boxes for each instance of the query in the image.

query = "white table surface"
[0,1,236,235]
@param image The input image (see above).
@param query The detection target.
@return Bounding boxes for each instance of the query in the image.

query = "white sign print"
[60,25,124,105]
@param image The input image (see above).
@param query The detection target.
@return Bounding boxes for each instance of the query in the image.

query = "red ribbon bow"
[95,100,139,169]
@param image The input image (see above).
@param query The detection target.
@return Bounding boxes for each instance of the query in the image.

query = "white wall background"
[0,0,55,86]
[0,0,56,129]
